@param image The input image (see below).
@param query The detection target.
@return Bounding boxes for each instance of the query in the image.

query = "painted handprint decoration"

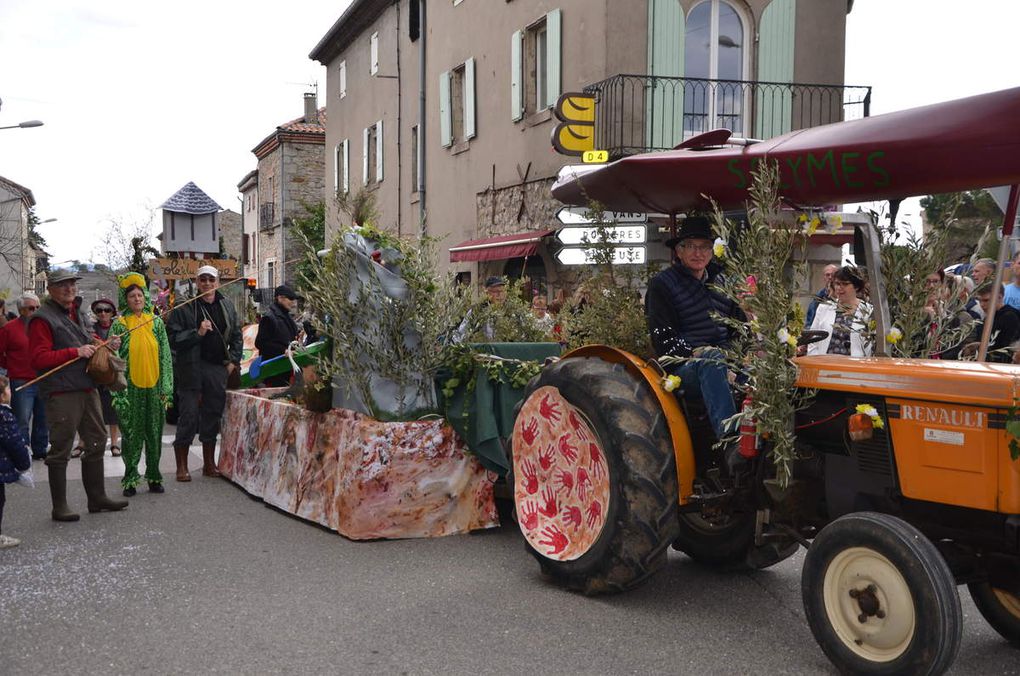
[513,386,610,561]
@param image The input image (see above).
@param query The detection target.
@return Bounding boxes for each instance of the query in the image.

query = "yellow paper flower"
[855,403,885,429]
[713,238,726,258]
[886,327,903,344]
[826,214,843,233]
[797,213,808,224]
[804,217,821,237]
[662,375,682,392]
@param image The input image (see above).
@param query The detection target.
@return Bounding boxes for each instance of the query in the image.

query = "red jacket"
[0,318,37,380]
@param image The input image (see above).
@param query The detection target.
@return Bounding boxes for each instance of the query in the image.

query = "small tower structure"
[160,181,222,255]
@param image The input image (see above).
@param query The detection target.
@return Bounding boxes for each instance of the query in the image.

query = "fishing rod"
[16,260,304,392]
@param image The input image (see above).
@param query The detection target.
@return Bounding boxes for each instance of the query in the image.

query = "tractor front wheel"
[510,357,679,594]
[802,512,962,675]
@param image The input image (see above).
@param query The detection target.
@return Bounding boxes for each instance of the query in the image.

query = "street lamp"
[0,120,43,130]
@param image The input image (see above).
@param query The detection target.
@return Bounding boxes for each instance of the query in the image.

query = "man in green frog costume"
[109,273,173,495]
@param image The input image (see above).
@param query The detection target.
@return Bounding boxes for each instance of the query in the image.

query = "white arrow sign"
[555,207,648,225]
[556,246,646,266]
[556,225,647,245]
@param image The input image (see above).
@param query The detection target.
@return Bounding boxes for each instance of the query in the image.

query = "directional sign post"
[555,246,646,266]
[555,207,648,225]
[556,225,647,246]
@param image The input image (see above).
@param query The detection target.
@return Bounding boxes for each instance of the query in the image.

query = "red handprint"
[586,500,603,528]
[554,468,574,497]
[520,500,538,531]
[562,505,582,531]
[538,524,569,555]
[558,433,579,463]
[538,486,558,518]
[568,410,590,440]
[576,467,592,503]
[539,394,562,422]
[520,417,539,446]
[588,443,605,480]
[538,444,556,471]
[520,457,538,495]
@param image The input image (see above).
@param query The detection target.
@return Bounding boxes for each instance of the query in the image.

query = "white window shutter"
[334,143,341,192]
[546,9,562,106]
[339,60,347,98]
[465,57,476,139]
[511,30,523,121]
[362,127,369,185]
[375,120,384,183]
[342,140,349,193]
[439,70,452,147]
[370,32,379,75]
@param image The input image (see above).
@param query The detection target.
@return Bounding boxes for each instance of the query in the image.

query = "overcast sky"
[1,0,1018,267]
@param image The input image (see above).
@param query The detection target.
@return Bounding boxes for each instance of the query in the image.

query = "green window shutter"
[647,0,685,148]
[439,70,452,146]
[546,9,562,106]
[511,30,523,121]
[375,120,384,183]
[756,0,796,137]
[465,57,476,139]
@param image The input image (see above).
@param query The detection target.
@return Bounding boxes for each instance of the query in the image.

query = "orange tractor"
[511,87,1020,675]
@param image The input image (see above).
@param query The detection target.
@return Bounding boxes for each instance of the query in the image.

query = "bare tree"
[93,206,161,276]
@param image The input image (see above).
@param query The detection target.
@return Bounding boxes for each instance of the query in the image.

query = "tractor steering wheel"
[798,330,829,347]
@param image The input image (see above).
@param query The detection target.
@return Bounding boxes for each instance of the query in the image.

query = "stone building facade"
[249,93,326,290]
[0,175,35,295]
[311,0,859,298]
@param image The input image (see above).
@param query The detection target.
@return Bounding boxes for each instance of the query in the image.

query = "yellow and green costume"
[110,273,174,489]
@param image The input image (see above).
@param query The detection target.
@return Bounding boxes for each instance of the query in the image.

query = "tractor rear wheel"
[968,581,1020,646]
[802,512,962,675]
[510,357,679,594]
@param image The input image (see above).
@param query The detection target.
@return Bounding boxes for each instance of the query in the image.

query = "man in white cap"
[165,265,242,480]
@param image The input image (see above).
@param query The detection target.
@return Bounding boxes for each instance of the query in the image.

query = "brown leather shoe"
[202,440,221,477]
[174,444,192,482]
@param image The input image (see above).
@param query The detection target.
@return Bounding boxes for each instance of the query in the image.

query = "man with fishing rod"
[166,265,242,481]
[28,271,128,521]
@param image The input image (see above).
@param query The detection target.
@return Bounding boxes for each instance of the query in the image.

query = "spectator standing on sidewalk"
[0,293,48,460]
[90,298,121,458]
[0,376,30,548]
[254,285,301,387]
[29,270,127,521]
[166,266,242,481]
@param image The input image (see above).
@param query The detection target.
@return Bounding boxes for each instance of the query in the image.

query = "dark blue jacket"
[645,261,746,359]
[0,404,30,483]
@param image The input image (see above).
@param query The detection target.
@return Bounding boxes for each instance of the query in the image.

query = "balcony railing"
[259,202,276,230]
[583,74,871,158]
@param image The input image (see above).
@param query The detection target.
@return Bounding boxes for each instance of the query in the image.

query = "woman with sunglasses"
[90,299,121,458]
[804,266,873,357]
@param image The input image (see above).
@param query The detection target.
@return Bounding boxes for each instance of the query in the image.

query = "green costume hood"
[117,272,153,314]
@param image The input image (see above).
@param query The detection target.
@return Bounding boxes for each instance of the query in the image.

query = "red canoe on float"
[551,86,1020,215]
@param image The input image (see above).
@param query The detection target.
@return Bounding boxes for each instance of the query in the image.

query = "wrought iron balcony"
[259,202,276,230]
[583,74,872,158]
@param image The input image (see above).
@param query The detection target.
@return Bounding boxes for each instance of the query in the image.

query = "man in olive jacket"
[166,266,242,481]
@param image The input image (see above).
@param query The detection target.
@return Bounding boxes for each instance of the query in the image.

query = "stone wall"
[219,209,243,265]
[474,177,558,238]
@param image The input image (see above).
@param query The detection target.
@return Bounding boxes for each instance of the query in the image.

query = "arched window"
[683,0,749,137]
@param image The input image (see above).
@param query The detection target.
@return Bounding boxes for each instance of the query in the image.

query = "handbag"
[86,342,128,392]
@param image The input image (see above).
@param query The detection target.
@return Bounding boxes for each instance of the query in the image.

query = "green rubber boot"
[82,459,128,513]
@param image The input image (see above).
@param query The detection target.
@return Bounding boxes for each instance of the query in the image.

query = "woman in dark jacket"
[0,375,31,548]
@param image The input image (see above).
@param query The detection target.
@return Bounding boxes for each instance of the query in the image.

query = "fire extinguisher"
[738,393,759,459]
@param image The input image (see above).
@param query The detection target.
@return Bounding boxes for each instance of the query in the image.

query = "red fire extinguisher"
[738,394,759,459]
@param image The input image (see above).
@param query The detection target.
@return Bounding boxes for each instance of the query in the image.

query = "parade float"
[218,220,559,539]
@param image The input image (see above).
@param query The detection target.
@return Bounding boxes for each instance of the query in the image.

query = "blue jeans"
[671,348,736,439]
[11,379,49,458]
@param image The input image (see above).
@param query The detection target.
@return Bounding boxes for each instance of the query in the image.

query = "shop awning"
[448,229,554,262]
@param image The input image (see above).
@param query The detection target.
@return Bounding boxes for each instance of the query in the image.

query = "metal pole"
[977,184,1019,362]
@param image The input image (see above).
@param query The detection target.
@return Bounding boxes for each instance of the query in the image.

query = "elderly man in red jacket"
[29,270,127,521]
[0,292,48,460]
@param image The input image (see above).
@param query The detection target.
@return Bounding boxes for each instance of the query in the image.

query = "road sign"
[555,206,648,225]
[556,225,646,245]
[555,246,646,266]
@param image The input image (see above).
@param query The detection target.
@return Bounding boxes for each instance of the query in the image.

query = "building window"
[266,259,276,288]
[338,60,347,99]
[335,140,349,194]
[370,32,379,75]
[363,121,383,185]
[511,9,561,121]
[683,0,749,136]
[410,125,420,192]
[439,58,476,147]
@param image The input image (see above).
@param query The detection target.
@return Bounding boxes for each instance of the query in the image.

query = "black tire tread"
[968,581,1020,647]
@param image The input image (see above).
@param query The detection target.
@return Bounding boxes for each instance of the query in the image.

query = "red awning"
[449,229,554,262]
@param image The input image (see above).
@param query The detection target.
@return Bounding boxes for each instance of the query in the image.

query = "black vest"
[32,299,94,396]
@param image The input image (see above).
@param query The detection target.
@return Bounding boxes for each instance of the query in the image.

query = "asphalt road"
[1,436,1017,675]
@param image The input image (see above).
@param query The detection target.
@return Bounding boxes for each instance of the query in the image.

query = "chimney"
[303,92,317,124]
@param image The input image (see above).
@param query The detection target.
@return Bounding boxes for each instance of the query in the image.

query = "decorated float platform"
[220,387,500,540]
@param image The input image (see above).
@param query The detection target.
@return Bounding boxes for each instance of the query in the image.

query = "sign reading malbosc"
[150,258,239,280]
